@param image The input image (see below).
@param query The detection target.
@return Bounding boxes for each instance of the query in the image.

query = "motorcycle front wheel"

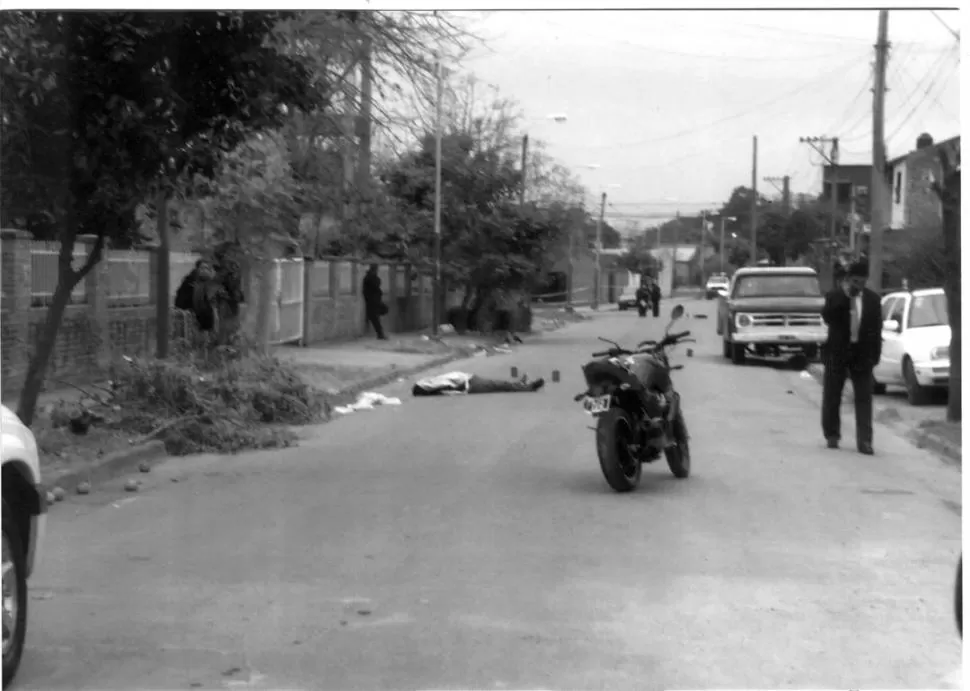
[595,408,642,492]
[665,413,691,479]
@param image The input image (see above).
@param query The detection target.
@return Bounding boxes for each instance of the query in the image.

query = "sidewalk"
[804,362,961,465]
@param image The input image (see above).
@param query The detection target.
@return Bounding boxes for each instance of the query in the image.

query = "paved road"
[18,299,962,690]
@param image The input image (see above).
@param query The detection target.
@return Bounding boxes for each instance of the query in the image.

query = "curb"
[804,363,961,465]
[44,440,168,493]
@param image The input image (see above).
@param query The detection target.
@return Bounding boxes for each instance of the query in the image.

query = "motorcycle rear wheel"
[596,408,642,492]
[665,413,691,479]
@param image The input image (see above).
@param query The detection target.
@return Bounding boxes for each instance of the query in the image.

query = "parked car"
[2,404,46,688]
[617,285,640,311]
[873,287,950,405]
[716,266,826,365]
[705,273,729,300]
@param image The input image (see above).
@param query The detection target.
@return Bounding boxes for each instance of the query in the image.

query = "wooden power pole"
[751,135,758,264]
[869,10,890,292]
[519,134,529,208]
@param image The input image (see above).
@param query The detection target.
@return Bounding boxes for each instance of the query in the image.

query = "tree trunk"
[942,199,961,423]
[16,278,76,427]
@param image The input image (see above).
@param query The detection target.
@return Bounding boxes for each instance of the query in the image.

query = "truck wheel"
[595,408,641,493]
[731,343,747,365]
[722,338,731,359]
[804,345,818,361]
[2,500,27,689]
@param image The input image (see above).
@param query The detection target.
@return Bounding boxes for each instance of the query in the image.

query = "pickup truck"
[716,266,826,365]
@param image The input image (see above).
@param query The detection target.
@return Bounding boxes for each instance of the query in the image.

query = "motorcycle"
[573,304,695,492]
[637,297,649,318]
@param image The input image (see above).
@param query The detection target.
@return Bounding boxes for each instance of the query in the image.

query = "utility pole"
[719,216,727,274]
[869,10,890,291]
[698,211,707,288]
[800,134,841,289]
[764,175,792,215]
[431,57,444,336]
[751,135,759,264]
[519,134,529,208]
[155,191,170,359]
[592,191,607,310]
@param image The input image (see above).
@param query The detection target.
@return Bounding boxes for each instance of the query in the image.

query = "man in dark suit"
[361,264,388,340]
[820,259,883,455]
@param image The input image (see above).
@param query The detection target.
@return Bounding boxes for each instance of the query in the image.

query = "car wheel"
[903,356,930,405]
[872,374,887,395]
[2,500,27,689]
[731,343,746,365]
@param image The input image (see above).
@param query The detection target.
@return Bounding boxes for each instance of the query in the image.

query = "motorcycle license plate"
[582,395,611,415]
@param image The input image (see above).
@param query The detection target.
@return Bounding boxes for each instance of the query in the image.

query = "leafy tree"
[0,10,317,425]
[932,141,960,422]
[615,233,663,275]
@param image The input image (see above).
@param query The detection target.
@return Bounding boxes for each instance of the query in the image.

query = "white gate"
[269,258,305,345]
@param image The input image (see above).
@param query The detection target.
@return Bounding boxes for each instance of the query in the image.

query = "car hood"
[728,296,824,313]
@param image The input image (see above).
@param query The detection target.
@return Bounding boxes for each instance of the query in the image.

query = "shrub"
[106,343,329,455]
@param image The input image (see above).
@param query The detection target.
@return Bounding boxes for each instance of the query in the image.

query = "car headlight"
[735,313,753,328]
[931,346,950,360]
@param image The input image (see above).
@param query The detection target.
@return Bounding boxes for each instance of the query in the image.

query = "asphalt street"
[17,299,962,690]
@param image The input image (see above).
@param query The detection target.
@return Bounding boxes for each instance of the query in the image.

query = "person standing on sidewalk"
[820,259,882,455]
[648,276,662,318]
[362,264,388,341]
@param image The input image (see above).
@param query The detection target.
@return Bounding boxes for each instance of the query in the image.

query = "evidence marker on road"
[552,369,560,383]
[510,366,518,378]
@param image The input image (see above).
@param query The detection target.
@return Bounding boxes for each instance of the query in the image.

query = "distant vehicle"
[705,274,729,300]
[873,287,950,405]
[2,404,47,688]
[716,266,826,365]
[617,271,643,310]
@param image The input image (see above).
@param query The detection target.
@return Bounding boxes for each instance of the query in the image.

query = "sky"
[453,9,961,231]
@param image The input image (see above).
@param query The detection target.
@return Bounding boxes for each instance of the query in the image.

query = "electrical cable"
[885,45,957,144]
[897,58,960,124]
[568,51,868,152]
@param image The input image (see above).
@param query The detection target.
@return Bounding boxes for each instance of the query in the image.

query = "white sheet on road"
[333,391,403,415]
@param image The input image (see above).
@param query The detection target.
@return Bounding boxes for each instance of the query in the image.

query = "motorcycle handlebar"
[592,348,633,358]
[668,330,691,341]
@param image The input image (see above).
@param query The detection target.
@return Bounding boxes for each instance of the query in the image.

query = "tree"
[932,141,961,422]
[1,11,318,425]
[614,232,662,276]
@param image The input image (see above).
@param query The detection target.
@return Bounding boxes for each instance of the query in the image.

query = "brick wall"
[902,147,944,233]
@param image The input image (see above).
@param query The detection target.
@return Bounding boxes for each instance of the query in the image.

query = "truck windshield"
[733,274,821,298]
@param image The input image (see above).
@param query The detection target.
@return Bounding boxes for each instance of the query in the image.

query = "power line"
[884,45,957,144]
[568,51,868,152]
[930,10,960,44]
[897,59,959,124]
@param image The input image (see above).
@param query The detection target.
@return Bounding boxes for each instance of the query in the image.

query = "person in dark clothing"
[174,259,218,332]
[635,278,651,313]
[411,371,545,396]
[820,259,882,455]
[361,264,387,340]
[648,277,662,318]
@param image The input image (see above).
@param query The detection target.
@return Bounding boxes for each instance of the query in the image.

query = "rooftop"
[734,266,818,276]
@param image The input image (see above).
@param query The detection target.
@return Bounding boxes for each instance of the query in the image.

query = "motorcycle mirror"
[670,305,685,321]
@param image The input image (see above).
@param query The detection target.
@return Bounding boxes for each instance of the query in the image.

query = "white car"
[705,274,729,300]
[874,287,951,405]
[2,404,46,688]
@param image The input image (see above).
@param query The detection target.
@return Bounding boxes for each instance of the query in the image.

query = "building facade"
[886,133,958,233]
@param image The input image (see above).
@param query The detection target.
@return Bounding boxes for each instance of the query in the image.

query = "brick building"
[886,133,959,233]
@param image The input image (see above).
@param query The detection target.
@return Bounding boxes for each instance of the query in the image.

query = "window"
[894,171,902,204]
[889,297,906,325]
[907,293,949,329]
[881,297,899,321]
[733,274,821,298]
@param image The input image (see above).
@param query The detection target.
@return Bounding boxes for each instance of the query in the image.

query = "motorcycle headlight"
[735,313,753,328]
[931,346,949,360]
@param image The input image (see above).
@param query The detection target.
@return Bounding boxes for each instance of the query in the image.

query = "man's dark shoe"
[858,444,874,456]
[529,378,545,392]
[826,437,839,449]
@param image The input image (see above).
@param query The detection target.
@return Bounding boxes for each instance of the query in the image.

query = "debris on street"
[333,392,403,415]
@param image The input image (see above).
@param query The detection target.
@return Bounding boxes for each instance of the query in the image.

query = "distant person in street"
[411,371,545,397]
[362,264,388,340]
[636,277,651,312]
[648,276,662,318]
[820,259,882,455]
